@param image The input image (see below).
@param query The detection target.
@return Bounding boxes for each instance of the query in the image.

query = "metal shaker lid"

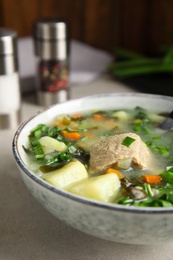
[0,28,17,55]
[33,18,69,41]
[33,18,70,60]
[0,28,18,74]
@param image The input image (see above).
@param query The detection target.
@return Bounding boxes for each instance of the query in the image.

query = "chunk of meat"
[89,133,153,173]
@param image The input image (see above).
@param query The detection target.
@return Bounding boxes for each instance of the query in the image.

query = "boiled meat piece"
[89,133,153,173]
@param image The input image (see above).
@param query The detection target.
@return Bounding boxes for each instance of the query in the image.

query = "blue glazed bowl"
[13,93,173,245]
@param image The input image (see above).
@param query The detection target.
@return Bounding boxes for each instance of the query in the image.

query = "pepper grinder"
[33,18,70,107]
[0,28,20,130]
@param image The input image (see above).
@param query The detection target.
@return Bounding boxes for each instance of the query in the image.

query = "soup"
[25,107,173,207]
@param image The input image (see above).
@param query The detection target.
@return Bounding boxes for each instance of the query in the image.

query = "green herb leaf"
[121,136,135,147]
[161,169,173,184]
[29,136,44,159]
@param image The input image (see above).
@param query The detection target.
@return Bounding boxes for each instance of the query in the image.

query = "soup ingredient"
[106,168,123,179]
[126,186,147,200]
[161,167,173,184]
[93,113,104,120]
[69,173,120,202]
[42,161,88,188]
[117,158,132,169]
[62,130,81,141]
[121,136,135,147]
[143,174,162,184]
[112,110,129,120]
[89,132,153,173]
[39,136,67,154]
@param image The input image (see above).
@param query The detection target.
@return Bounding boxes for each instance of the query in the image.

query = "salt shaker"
[0,28,20,130]
[33,18,70,107]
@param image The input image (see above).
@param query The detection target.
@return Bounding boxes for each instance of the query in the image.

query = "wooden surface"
[0,0,173,55]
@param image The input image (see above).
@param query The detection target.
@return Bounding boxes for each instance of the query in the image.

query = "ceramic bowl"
[12,93,173,245]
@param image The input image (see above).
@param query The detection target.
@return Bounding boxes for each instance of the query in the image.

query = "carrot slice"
[62,130,81,141]
[106,168,123,179]
[71,113,83,119]
[143,175,161,184]
[93,114,104,120]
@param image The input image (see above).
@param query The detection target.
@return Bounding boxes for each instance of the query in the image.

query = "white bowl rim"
[12,92,173,214]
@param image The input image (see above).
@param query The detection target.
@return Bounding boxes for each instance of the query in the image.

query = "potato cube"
[69,173,120,203]
[39,136,67,154]
[43,161,88,189]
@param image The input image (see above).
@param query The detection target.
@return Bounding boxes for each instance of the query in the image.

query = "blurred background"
[1,0,173,54]
[1,0,173,96]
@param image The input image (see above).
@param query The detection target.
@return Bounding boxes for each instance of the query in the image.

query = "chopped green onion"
[145,141,155,148]
[143,183,154,197]
[48,126,61,138]
[155,200,172,207]
[117,196,133,205]
[36,154,44,159]
[68,145,77,153]
[121,136,135,147]
[166,194,173,203]
[29,136,44,159]
[161,169,173,184]
[153,135,161,140]
[59,152,71,161]
[133,122,143,132]
[157,146,169,157]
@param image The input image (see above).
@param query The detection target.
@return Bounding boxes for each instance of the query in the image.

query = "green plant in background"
[108,45,173,79]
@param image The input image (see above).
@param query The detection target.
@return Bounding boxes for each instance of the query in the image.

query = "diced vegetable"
[161,167,173,184]
[117,158,132,169]
[121,136,135,147]
[42,161,88,189]
[69,173,121,203]
[62,130,81,141]
[106,168,123,179]
[143,175,162,184]
[93,114,104,120]
[29,136,44,159]
[71,113,83,119]
[143,183,154,197]
[39,136,67,154]
[112,111,129,120]
[148,113,166,123]
[126,186,147,200]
